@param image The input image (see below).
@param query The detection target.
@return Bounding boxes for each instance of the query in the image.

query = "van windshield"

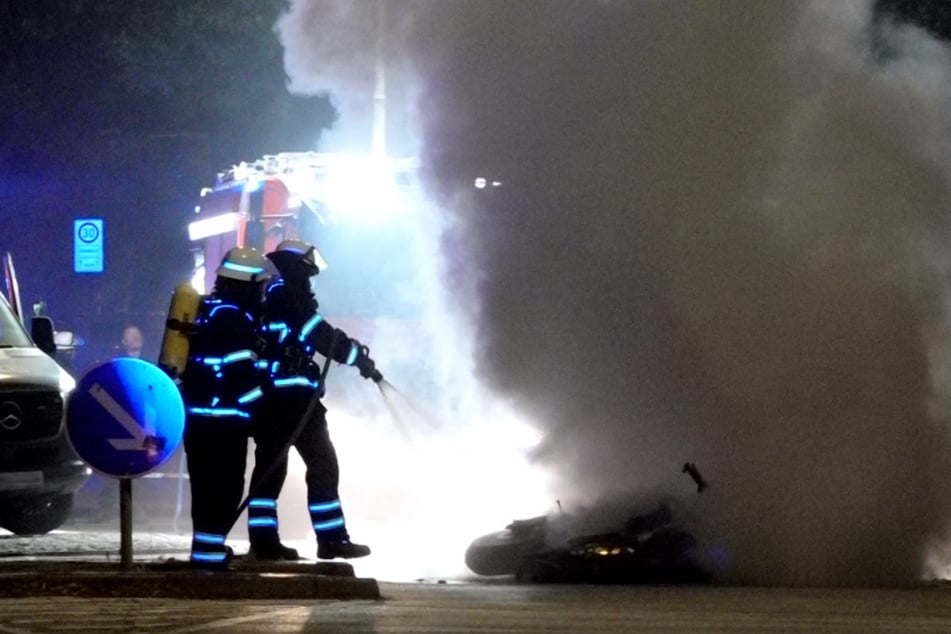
[0,298,32,347]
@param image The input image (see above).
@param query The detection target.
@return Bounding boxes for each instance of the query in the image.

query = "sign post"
[66,358,185,569]
[120,479,132,567]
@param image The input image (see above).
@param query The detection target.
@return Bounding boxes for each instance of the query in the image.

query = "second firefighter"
[247,239,380,561]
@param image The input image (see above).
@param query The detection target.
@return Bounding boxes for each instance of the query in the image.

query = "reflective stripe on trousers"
[309,498,346,537]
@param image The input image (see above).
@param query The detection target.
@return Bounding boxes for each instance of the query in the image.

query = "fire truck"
[186,151,431,397]
[187,151,419,294]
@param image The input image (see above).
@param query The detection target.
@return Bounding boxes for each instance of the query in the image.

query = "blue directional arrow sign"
[66,358,185,478]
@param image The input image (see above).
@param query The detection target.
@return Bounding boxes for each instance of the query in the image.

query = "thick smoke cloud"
[277,1,418,153]
[279,0,951,586]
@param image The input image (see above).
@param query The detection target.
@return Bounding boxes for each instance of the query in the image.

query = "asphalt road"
[2,583,951,633]
[5,527,951,632]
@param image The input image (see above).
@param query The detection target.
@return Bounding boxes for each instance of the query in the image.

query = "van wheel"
[0,494,75,535]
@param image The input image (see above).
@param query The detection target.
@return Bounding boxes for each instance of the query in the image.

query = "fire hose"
[225,330,382,533]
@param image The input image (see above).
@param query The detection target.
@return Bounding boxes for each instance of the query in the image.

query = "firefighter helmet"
[216,247,271,283]
[267,240,328,277]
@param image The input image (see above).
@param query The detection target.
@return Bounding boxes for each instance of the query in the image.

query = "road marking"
[89,383,151,451]
[166,607,310,633]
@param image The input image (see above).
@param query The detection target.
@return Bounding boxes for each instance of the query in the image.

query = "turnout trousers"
[183,414,249,564]
[249,386,349,544]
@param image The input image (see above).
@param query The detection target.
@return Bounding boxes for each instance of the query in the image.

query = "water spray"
[380,379,432,420]
[376,379,410,441]
[375,377,438,446]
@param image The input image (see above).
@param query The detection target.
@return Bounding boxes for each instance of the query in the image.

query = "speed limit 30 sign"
[74,218,104,274]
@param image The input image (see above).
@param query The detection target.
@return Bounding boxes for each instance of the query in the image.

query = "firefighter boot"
[248,537,300,561]
[310,497,370,559]
[247,497,300,560]
[317,539,371,560]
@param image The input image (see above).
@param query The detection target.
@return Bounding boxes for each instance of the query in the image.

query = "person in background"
[119,325,144,359]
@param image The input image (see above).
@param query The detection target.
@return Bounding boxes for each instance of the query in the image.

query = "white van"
[0,294,90,534]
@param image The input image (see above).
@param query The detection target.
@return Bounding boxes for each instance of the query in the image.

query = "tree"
[0,1,336,351]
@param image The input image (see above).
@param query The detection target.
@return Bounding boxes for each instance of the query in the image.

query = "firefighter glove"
[355,344,383,382]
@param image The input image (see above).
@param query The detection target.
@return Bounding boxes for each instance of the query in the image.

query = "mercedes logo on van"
[0,402,23,430]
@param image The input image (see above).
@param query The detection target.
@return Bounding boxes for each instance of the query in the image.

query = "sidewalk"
[0,557,380,600]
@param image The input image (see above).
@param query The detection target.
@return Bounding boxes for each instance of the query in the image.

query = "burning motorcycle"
[465,463,713,583]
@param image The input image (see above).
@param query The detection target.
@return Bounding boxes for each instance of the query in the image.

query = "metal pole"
[119,478,133,570]
[372,0,386,160]
[174,448,186,533]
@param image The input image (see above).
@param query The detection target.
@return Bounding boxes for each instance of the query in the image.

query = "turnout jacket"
[181,296,269,419]
[262,279,364,391]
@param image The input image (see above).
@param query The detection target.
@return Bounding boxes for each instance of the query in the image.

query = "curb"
[0,560,380,600]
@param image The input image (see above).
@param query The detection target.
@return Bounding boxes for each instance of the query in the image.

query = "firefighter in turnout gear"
[247,239,379,561]
[179,247,272,571]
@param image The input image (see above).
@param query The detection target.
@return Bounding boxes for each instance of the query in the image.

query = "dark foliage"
[0,1,335,361]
